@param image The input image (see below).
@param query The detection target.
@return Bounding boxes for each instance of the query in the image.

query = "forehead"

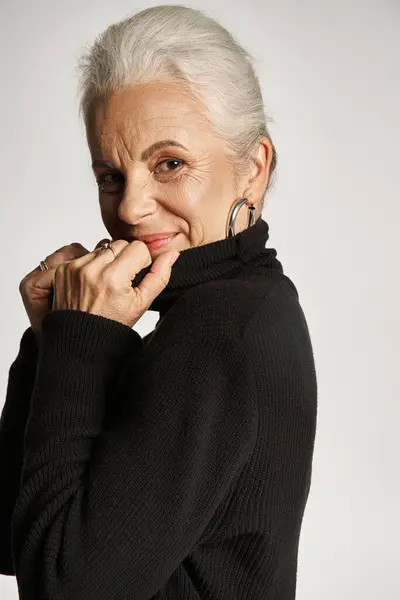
[86,80,210,148]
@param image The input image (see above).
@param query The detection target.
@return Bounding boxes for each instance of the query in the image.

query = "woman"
[0,5,317,599]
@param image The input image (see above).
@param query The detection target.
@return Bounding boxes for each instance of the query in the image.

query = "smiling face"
[86,80,271,256]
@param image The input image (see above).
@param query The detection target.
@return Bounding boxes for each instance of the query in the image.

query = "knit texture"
[0,216,318,599]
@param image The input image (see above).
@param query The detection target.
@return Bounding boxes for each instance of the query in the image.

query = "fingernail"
[167,252,180,266]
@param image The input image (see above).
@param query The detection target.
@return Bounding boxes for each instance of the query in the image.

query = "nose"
[117,184,157,226]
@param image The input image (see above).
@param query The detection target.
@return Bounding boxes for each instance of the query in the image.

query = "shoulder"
[240,276,315,362]
[175,276,317,383]
[168,273,301,339]
[164,277,317,415]
[240,279,318,412]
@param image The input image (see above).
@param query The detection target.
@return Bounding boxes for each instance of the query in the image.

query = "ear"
[242,137,274,206]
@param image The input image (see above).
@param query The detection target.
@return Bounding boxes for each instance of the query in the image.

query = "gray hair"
[76,4,278,210]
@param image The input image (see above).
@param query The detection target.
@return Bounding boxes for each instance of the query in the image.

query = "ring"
[99,240,118,260]
[39,260,49,271]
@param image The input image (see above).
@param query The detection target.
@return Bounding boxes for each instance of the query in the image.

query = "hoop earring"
[226,197,257,238]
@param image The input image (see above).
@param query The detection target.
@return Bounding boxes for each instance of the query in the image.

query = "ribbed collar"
[131,216,282,319]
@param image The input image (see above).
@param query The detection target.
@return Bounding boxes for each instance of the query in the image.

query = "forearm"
[0,327,39,575]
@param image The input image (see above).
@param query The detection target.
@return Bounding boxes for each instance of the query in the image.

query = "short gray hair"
[76,4,278,209]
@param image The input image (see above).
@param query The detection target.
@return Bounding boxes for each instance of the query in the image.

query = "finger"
[103,240,152,282]
[34,243,90,274]
[22,260,58,281]
[131,250,180,308]
[71,239,130,269]
[33,256,75,276]
[32,269,56,287]
[21,267,55,291]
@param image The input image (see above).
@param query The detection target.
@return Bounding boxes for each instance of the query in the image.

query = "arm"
[0,327,39,575]
[11,309,258,599]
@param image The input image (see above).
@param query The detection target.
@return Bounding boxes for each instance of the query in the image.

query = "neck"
[130,216,282,319]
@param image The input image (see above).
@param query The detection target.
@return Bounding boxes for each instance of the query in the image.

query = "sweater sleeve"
[0,326,39,575]
[10,308,258,600]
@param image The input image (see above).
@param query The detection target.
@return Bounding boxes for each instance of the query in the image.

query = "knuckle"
[81,264,96,280]
[54,264,63,277]
[105,271,120,289]
[158,273,170,288]
[68,260,80,272]
[56,262,68,275]
[115,239,129,248]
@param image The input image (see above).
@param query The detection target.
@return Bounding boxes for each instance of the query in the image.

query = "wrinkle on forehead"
[99,81,208,131]
[99,118,201,143]
[87,82,216,160]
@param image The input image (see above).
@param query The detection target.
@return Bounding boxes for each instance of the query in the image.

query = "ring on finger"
[99,240,118,260]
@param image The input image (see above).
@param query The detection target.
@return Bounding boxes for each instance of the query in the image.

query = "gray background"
[1,1,399,598]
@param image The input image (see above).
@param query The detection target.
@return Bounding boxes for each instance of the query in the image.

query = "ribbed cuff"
[16,327,40,366]
[40,309,142,364]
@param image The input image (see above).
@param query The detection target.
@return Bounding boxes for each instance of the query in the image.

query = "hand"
[51,239,180,329]
[19,242,94,345]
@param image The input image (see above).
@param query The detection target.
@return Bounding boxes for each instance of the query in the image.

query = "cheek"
[182,160,233,210]
[158,172,205,210]
[181,159,223,194]
[200,162,236,205]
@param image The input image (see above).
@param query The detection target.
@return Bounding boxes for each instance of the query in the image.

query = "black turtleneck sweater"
[0,216,318,599]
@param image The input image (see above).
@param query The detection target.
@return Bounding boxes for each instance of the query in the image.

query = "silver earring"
[226,197,257,238]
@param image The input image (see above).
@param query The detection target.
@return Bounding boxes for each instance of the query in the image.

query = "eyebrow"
[91,139,189,169]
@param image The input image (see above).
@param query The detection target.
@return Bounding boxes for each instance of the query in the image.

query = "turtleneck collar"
[131,216,282,319]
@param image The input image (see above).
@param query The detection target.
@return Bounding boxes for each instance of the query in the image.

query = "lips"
[138,232,178,243]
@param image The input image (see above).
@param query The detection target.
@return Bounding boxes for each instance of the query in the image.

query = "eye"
[155,159,185,173]
[96,172,124,194]
[96,159,185,194]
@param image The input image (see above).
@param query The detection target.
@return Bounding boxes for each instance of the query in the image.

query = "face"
[86,80,271,258]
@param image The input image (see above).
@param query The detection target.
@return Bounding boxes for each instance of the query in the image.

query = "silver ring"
[39,260,49,271]
[99,241,118,260]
